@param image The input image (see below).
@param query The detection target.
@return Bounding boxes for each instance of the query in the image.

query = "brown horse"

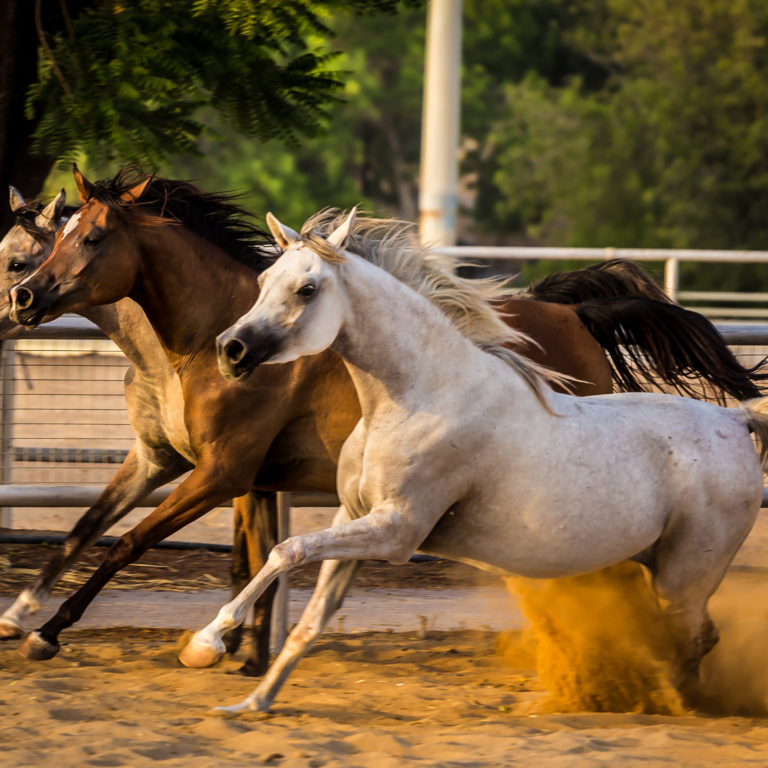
[0,187,282,674]
[6,167,765,669]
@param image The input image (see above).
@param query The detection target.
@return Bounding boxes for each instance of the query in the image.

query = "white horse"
[180,208,768,714]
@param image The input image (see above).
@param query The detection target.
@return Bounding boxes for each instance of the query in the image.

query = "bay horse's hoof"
[17,630,60,660]
[234,657,268,678]
[178,632,225,668]
[0,618,23,640]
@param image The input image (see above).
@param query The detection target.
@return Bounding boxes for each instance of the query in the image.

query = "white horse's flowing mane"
[300,208,573,401]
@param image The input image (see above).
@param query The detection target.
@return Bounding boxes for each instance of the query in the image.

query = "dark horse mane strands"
[88,166,278,272]
[12,202,51,245]
[12,200,79,245]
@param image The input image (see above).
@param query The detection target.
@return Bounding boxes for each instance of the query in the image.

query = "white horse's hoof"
[0,618,23,640]
[17,631,59,660]
[213,697,265,715]
[178,632,225,668]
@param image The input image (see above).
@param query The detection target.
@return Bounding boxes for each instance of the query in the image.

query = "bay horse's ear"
[326,206,358,249]
[72,164,95,203]
[9,186,25,213]
[37,188,67,232]
[266,212,300,250]
[120,176,152,204]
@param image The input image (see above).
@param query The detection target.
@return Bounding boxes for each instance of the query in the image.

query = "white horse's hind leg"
[217,557,360,714]
[650,492,758,691]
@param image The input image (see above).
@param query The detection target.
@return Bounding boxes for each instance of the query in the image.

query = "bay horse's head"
[0,186,68,334]
[9,166,150,327]
[217,208,357,382]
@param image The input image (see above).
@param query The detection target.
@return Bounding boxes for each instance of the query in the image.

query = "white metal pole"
[272,491,291,652]
[419,0,463,247]
[664,257,680,301]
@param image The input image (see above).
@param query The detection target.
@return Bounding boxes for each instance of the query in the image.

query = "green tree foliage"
[154,1,428,224]
[29,0,352,167]
[484,0,768,289]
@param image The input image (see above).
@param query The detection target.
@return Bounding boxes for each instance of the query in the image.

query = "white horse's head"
[216,208,357,382]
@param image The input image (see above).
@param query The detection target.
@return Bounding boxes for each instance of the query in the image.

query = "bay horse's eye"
[8,260,27,273]
[297,282,317,300]
[83,234,103,247]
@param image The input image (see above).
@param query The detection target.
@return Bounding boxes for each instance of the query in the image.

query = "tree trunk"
[0,1,56,234]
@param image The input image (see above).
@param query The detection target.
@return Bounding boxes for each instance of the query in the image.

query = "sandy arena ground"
[2,545,768,767]
[3,347,768,765]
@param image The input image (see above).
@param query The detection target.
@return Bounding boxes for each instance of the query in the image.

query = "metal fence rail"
[0,314,767,518]
[2,309,768,650]
[435,245,768,315]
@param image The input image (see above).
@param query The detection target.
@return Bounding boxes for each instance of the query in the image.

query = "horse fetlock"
[0,617,24,640]
[17,630,60,661]
[215,605,242,633]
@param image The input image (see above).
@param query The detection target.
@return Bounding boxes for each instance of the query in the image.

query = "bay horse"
[188,208,768,714]
[5,167,766,668]
[0,187,281,673]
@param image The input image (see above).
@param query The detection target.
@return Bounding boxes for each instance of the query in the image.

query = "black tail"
[575,297,768,404]
[527,259,671,304]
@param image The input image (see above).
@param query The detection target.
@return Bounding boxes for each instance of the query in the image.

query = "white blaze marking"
[61,211,82,238]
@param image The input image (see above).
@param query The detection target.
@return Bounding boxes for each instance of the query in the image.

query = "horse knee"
[270,538,305,570]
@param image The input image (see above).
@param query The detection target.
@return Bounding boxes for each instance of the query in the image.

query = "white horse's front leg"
[179,502,428,674]
[216,557,360,714]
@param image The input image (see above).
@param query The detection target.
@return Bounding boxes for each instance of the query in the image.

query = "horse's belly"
[419,493,667,578]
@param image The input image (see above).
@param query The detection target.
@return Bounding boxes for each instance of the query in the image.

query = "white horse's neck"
[331,255,537,422]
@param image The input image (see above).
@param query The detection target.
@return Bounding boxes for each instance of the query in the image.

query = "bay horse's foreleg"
[223,491,278,677]
[16,462,250,660]
[0,441,188,640]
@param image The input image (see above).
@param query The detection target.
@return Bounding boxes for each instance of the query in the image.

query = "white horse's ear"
[9,186,25,213]
[36,188,67,232]
[326,206,358,249]
[266,212,300,250]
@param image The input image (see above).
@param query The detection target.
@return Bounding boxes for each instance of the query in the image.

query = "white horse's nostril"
[224,338,247,364]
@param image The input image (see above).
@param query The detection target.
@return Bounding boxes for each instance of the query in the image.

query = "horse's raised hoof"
[178,632,225,668]
[17,631,60,660]
[0,618,23,640]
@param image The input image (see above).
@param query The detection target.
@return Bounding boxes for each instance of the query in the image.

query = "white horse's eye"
[296,282,317,300]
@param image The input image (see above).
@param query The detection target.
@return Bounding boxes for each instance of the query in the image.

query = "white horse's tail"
[741,397,768,470]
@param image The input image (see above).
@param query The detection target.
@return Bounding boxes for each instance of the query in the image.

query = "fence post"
[272,491,292,652]
[0,340,16,528]
[664,257,680,301]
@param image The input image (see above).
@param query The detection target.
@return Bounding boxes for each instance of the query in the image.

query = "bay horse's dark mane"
[88,166,277,272]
